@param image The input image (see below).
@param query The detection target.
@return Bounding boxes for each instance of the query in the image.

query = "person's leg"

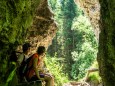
[43,74,54,86]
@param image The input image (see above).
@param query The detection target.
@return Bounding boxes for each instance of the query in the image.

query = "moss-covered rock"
[0,0,41,85]
[0,0,57,85]
[97,0,115,86]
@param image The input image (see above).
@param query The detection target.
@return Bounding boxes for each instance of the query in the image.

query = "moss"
[0,0,41,84]
[88,72,101,83]
[98,0,115,85]
[0,0,32,44]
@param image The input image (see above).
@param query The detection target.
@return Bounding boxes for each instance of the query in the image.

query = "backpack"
[10,51,22,62]
[19,54,34,78]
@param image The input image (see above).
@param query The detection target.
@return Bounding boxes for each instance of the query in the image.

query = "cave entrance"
[46,0,100,85]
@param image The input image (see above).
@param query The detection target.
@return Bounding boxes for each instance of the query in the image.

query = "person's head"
[22,43,31,54]
[37,46,45,56]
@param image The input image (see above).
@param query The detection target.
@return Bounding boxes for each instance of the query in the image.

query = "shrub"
[45,55,69,86]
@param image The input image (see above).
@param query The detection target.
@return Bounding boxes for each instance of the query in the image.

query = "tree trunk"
[97,0,115,86]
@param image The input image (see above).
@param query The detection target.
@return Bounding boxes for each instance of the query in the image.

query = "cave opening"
[46,0,101,85]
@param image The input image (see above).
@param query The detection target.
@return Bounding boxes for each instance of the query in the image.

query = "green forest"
[44,0,100,86]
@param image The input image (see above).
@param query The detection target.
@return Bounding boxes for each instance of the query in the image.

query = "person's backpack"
[10,51,22,62]
[19,54,34,78]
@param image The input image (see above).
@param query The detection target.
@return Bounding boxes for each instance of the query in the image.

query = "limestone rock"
[74,0,100,40]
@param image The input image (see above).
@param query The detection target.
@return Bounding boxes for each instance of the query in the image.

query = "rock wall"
[27,0,57,54]
[97,0,115,85]
[74,0,115,86]
[17,0,57,54]
[0,0,57,85]
[74,0,100,40]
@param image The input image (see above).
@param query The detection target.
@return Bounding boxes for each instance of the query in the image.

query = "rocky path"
[63,81,102,86]
[63,81,90,86]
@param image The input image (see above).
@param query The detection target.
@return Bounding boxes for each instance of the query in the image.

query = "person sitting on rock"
[26,46,54,86]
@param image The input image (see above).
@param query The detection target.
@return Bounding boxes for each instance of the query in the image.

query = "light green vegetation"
[45,55,69,86]
[48,0,98,82]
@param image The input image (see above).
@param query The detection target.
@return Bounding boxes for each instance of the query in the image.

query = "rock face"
[14,0,57,54]
[74,0,115,86]
[0,0,57,85]
[26,0,57,54]
[74,0,100,40]
[97,0,115,86]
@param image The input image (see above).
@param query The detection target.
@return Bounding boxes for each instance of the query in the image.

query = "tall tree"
[61,0,77,77]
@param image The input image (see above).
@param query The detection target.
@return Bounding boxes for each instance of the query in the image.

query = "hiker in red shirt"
[26,46,54,86]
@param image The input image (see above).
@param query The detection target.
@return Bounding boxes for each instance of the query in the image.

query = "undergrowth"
[45,55,69,86]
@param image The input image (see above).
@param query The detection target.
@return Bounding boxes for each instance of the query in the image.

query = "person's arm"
[17,54,24,66]
[33,57,44,80]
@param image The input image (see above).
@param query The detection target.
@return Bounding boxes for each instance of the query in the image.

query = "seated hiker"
[25,46,54,86]
[17,43,31,82]
[17,43,31,65]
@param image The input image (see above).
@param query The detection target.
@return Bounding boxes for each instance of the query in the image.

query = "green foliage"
[61,0,77,18]
[48,0,57,10]
[0,0,33,44]
[70,14,98,80]
[71,45,97,79]
[5,62,17,86]
[89,72,101,82]
[0,0,41,84]
[45,55,69,86]
[48,0,98,81]
[88,61,101,83]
